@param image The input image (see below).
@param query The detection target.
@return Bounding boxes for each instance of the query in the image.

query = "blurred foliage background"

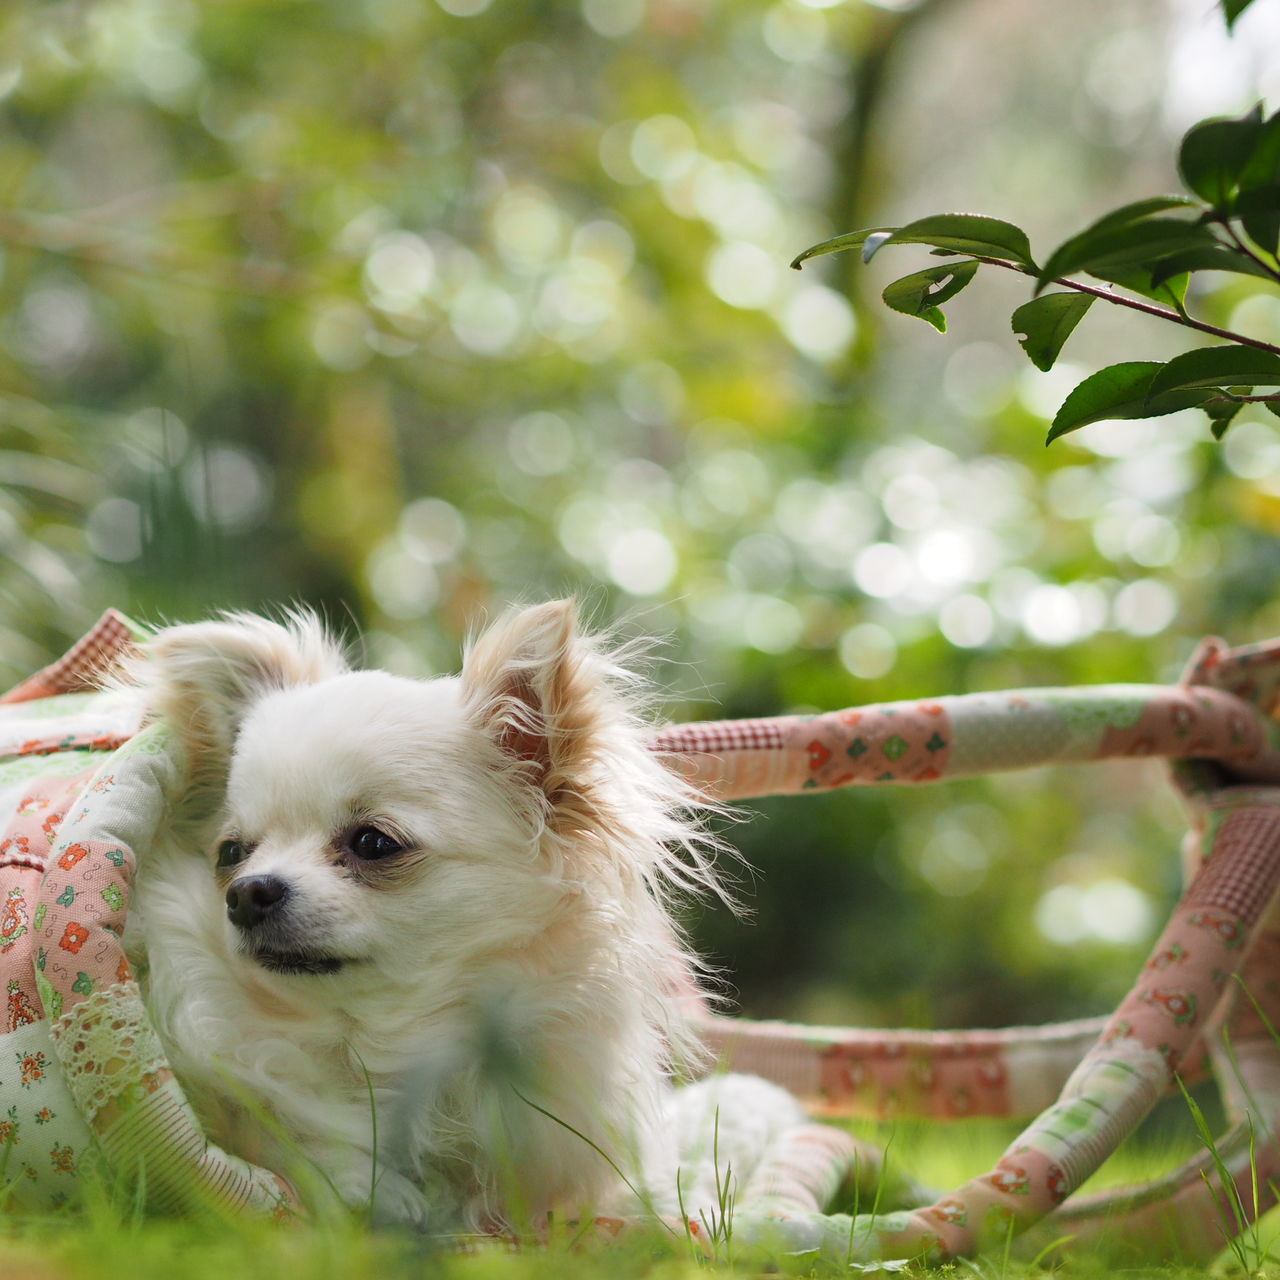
[1,0,1278,1034]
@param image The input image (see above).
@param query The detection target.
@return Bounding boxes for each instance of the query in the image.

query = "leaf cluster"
[793,104,1280,444]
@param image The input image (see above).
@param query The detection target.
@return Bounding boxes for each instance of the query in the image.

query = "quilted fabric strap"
[32,721,300,1217]
[650,683,1272,800]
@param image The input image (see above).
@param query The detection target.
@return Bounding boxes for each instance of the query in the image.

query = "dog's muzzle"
[225,874,290,931]
[225,874,349,976]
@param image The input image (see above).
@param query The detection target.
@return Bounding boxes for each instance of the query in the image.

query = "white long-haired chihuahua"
[125,599,784,1230]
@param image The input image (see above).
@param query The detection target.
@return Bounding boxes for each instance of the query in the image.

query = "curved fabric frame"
[637,635,1280,1263]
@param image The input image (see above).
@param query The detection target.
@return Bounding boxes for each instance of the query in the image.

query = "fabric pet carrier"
[1,611,1278,1264]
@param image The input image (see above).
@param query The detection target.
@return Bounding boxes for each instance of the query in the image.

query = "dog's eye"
[349,826,404,861]
[216,839,248,869]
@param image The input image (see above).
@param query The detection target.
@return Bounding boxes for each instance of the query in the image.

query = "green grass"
[6,1108,1279,1280]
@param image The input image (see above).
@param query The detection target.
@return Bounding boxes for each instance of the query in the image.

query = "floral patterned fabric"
[0,613,296,1218]
[0,659,143,1209]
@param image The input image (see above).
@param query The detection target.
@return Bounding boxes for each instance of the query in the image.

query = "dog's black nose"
[225,875,290,930]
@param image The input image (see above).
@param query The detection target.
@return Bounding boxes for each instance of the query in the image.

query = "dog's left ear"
[460,599,600,788]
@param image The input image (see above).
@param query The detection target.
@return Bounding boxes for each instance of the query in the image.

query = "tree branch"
[969,254,1280,357]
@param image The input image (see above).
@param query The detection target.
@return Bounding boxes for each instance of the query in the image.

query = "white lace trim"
[49,979,169,1125]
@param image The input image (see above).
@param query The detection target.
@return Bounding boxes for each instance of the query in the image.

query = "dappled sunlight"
[0,0,1276,1039]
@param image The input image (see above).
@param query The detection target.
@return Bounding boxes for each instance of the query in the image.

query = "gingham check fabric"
[0,611,144,705]
[1185,800,1280,924]
[649,718,789,755]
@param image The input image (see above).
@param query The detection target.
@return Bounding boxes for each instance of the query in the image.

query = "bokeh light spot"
[399,498,466,563]
[508,412,575,476]
[706,241,778,310]
[780,285,856,361]
[1113,579,1178,636]
[607,528,677,596]
[839,622,897,678]
[744,595,804,653]
[582,0,644,36]
[854,542,912,598]
[939,595,994,648]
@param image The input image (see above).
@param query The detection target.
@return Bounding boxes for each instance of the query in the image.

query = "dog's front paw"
[370,1170,437,1230]
[328,1165,435,1230]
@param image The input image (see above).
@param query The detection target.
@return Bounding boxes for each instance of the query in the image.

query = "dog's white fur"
[122,599,756,1228]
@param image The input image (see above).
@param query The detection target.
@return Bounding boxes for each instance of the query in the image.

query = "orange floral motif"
[17,1051,45,1086]
[1188,910,1245,949]
[1140,988,1197,1026]
[989,1165,1030,1195]
[57,843,89,871]
[977,1058,1008,1087]
[1148,943,1188,970]
[6,979,37,1031]
[58,921,90,954]
[49,1143,75,1174]
[0,887,29,951]
[930,1197,968,1225]
[0,835,31,861]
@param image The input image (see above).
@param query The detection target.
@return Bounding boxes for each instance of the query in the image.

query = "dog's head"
[143,601,716,1012]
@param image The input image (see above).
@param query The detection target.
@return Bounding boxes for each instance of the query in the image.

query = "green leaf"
[1232,183,1280,258]
[1038,218,1220,290]
[1092,268,1189,311]
[881,260,979,332]
[790,228,895,270]
[1086,195,1203,233]
[1011,292,1094,371]
[1205,397,1243,439]
[1224,0,1258,28]
[1239,108,1280,184]
[1178,107,1263,207]
[1146,344,1280,398]
[884,214,1035,270]
[1148,243,1279,286]
[1223,109,1280,251]
[1047,362,1213,442]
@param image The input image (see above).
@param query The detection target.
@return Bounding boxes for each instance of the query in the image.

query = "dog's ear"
[460,599,601,789]
[142,612,346,770]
